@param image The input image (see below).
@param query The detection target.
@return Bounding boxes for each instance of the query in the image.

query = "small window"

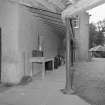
[72,16,80,28]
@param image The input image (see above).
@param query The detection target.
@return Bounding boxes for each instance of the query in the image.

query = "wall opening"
[0,28,1,81]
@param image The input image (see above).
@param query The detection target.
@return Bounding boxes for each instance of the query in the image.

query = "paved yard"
[0,66,90,105]
[0,58,105,105]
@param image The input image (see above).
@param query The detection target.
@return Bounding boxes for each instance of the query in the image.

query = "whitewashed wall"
[0,0,24,84]
[18,5,61,76]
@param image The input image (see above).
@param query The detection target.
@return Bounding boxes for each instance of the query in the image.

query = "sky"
[87,3,105,23]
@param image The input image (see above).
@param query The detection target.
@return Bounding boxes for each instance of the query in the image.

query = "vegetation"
[89,20,105,48]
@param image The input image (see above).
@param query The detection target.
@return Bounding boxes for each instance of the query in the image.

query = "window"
[72,16,80,28]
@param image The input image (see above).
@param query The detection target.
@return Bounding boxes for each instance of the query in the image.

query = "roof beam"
[62,0,105,19]
[48,0,65,10]
[33,0,57,12]
[8,0,57,12]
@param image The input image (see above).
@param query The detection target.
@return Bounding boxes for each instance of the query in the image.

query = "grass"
[72,59,105,105]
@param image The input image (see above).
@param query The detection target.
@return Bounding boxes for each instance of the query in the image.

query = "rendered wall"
[18,6,60,76]
[0,0,24,84]
[0,1,61,83]
[77,12,89,61]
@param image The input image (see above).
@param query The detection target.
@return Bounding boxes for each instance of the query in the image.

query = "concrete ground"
[1,58,105,105]
[0,66,90,105]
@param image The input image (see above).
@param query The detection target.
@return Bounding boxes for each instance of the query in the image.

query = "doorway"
[0,28,1,81]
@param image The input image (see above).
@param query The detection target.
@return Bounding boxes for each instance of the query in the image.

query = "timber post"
[61,18,75,94]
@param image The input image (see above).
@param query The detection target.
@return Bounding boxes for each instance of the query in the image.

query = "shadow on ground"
[73,59,105,105]
[0,76,33,93]
[0,84,12,93]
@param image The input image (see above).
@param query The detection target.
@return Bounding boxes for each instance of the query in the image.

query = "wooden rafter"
[62,0,105,19]
[8,0,57,12]
[9,0,79,13]
[48,0,65,10]
[33,0,57,12]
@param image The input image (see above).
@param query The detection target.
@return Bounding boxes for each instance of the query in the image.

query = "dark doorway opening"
[0,28,1,81]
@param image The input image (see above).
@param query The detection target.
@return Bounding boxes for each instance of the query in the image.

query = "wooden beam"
[8,0,57,12]
[61,18,74,94]
[48,0,65,10]
[62,0,105,19]
[34,0,57,12]
[65,18,72,91]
